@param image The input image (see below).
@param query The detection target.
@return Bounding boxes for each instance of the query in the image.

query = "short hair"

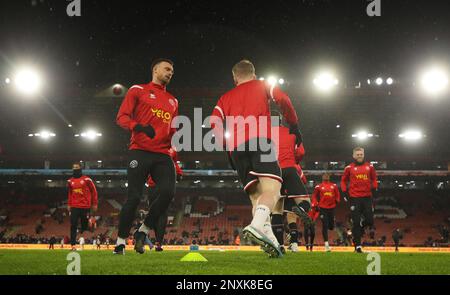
[232,59,255,78]
[323,172,331,178]
[353,147,364,153]
[72,162,81,167]
[151,58,174,72]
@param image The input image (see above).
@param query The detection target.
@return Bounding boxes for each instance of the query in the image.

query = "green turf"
[0,250,449,275]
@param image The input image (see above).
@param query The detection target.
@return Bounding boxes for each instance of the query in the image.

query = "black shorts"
[231,138,282,192]
[281,167,309,212]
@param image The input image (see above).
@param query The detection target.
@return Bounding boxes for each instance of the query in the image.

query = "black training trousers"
[118,149,175,240]
[70,208,89,246]
[349,196,374,246]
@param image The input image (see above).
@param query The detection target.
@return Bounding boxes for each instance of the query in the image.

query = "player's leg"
[320,208,330,250]
[244,176,283,257]
[350,198,364,252]
[271,197,285,248]
[69,208,80,249]
[115,150,150,254]
[137,154,176,253]
[309,222,316,251]
[361,197,374,229]
[286,211,299,252]
[283,167,312,225]
[79,209,89,237]
[304,223,310,250]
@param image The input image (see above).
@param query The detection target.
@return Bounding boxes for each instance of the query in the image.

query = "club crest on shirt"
[149,92,156,99]
[129,160,138,169]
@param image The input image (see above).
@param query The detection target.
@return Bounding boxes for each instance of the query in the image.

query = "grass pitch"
[0,249,449,275]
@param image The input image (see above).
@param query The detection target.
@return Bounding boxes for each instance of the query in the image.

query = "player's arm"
[311,186,320,208]
[86,178,98,212]
[67,181,72,212]
[116,86,155,138]
[169,99,179,140]
[116,86,141,131]
[294,143,305,163]
[341,166,350,201]
[210,97,226,146]
[269,85,302,144]
[171,148,183,181]
[335,185,341,204]
[370,165,378,196]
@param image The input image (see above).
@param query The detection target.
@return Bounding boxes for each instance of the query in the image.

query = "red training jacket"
[275,126,305,169]
[311,181,341,209]
[116,82,179,156]
[68,176,98,209]
[341,162,378,198]
[211,80,298,151]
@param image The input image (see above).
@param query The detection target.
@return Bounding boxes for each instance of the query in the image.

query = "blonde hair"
[353,147,364,153]
[232,60,255,79]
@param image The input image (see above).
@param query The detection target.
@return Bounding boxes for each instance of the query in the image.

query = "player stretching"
[341,147,378,253]
[114,58,179,255]
[211,60,302,258]
[67,163,98,251]
[311,173,340,252]
[271,123,311,253]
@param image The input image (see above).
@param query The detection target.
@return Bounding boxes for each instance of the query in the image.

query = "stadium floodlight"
[267,76,278,86]
[5,78,11,84]
[313,72,339,92]
[278,78,285,85]
[367,79,371,85]
[399,130,423,141]
[386,77,394,85]
[420,67,448,95]
[375,77,383,85]
[78,129,102,140]
[259,77,265,81]
[29,130,56,140]
[352,131,374,140]
[14,67,43,96]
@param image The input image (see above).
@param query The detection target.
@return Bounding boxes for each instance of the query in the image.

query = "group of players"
[67,58,378,257]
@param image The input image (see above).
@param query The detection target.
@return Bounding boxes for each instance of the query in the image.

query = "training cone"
[180,252,208,262]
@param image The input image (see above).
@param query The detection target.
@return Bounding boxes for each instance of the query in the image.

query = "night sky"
[0,0,449,165]
[1,0,450,90]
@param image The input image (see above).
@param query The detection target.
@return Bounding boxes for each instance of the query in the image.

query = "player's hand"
[289,124,303,145]
[342,192,348,202]
[134,124,156,139]
[176,174,183,182]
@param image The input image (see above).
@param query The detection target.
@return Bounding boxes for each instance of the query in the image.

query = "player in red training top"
[67,162,98,251]
[211,60,302,258]
[341,147,378,253]
[114,58,179,255]
[270,120,311,253]
[312,173,341,252]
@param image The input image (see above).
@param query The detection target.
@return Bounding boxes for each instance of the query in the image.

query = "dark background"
[0,0,449,168]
